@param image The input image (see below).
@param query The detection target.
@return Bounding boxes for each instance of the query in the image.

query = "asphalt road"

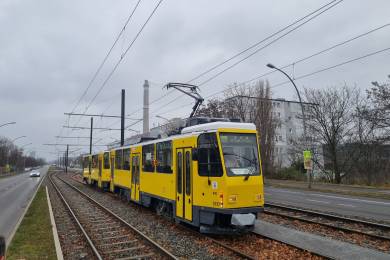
[265,187,390,223]
[0,166,48,242]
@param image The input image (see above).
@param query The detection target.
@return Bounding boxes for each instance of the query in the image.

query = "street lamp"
[266,63,312,188]
[12,136,27,142]
[0,122,16,128]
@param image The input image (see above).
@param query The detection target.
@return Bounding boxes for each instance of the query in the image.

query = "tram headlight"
[228,194,237,203]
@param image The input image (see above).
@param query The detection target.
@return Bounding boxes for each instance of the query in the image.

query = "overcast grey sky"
[1,0,389,160]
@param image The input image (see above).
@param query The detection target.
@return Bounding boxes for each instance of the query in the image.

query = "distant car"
[29,170,40,177]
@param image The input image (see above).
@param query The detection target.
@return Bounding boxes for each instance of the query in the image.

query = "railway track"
[68,172,256,259]
[49,172,177,260]
[264,202,390,241]
[66,171,323,259]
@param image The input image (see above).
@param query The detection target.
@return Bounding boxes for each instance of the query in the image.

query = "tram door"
[176,148,193,221]
[110,156,115,180]
[110,154,115,191]
[98,158,102,177]
[98,157,102,187]
[131,154,140,202]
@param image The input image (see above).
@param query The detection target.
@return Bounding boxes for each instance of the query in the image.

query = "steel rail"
[68,171,255,259]
[68,171,325,259]
[265,202,390,230]
[264,209,390,241]
[54,173,178,259]
[48,173,103,260]
[206,236,256,260]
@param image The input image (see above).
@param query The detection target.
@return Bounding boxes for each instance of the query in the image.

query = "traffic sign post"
[303,150,313,189]
[303,150,312,170]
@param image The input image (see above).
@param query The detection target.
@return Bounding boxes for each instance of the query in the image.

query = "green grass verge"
[6,186,57,260]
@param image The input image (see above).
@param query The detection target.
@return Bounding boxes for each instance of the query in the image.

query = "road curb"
[6,169,46,247]
[46,186,64,260]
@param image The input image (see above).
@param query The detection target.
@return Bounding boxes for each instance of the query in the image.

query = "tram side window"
[83,157,89,168]
[177,152,182,194]
[156,141,172,173]
[197,133,223,177]
[103,152,110,169]
[185,151,191,195]
[142,144,155,172]
[115,150,123,170]
[92,155,98,168]
[123,148,130,170]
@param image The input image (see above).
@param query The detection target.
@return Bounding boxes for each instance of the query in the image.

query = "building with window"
[225,96,322,169]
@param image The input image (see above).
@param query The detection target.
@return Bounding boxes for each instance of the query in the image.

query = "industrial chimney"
[143,80,149,134]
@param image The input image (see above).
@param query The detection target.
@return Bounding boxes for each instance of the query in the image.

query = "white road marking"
[267,188,390,206]
[266,189,302,194]
[337,203,356,207]
[312,194,390,206]
[306,199,330,204]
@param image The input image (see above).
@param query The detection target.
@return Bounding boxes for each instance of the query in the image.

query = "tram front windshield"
[219,133,260,177]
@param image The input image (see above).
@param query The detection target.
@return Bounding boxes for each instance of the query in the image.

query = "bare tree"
[304,85,358,184]
[365,75,390,139]
[224,81,277,176]
[250,81,277,175]
[197,80,277,176]
[223,83,255,122]
[347,82,390,185]
[196,98,226,118]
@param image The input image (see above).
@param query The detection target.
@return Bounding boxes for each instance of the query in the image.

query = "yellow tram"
[83,121,264,233]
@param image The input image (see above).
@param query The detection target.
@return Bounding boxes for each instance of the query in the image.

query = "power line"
[125,0,344,126]
[63,126,123,131]
[69,0,142,115]
[202,23,390,99]
[134,0,345,118]
[270,46,390,88]
[197,0,344,87]
[55,136,90,139]
[43,143,107,147]
[83,0,164,115]
[64,112,141,120]
[243,22,390,85]
[156,46,390,117]
[187,0,341,84]
[67,0,163,140]
[128,1,344,119]
[56,1,142,147]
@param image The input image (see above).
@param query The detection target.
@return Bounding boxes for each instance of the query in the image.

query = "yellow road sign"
[303,150,312,170]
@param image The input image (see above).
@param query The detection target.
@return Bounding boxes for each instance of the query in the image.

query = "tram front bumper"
[231,213,256,227]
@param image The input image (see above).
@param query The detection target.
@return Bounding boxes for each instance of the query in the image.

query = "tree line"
[196,75,390,186]
[0,137,46,174]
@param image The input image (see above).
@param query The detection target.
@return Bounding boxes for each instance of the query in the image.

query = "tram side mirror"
[192,148,198,161]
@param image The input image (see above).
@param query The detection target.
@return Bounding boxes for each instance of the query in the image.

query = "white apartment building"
[271,98,306,167]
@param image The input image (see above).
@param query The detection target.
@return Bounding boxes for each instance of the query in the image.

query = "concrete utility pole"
[89,117,93,175]
[65,144,69,174]
[89,117,93,155]
[143,80,150,134]
[121,89,125,146]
